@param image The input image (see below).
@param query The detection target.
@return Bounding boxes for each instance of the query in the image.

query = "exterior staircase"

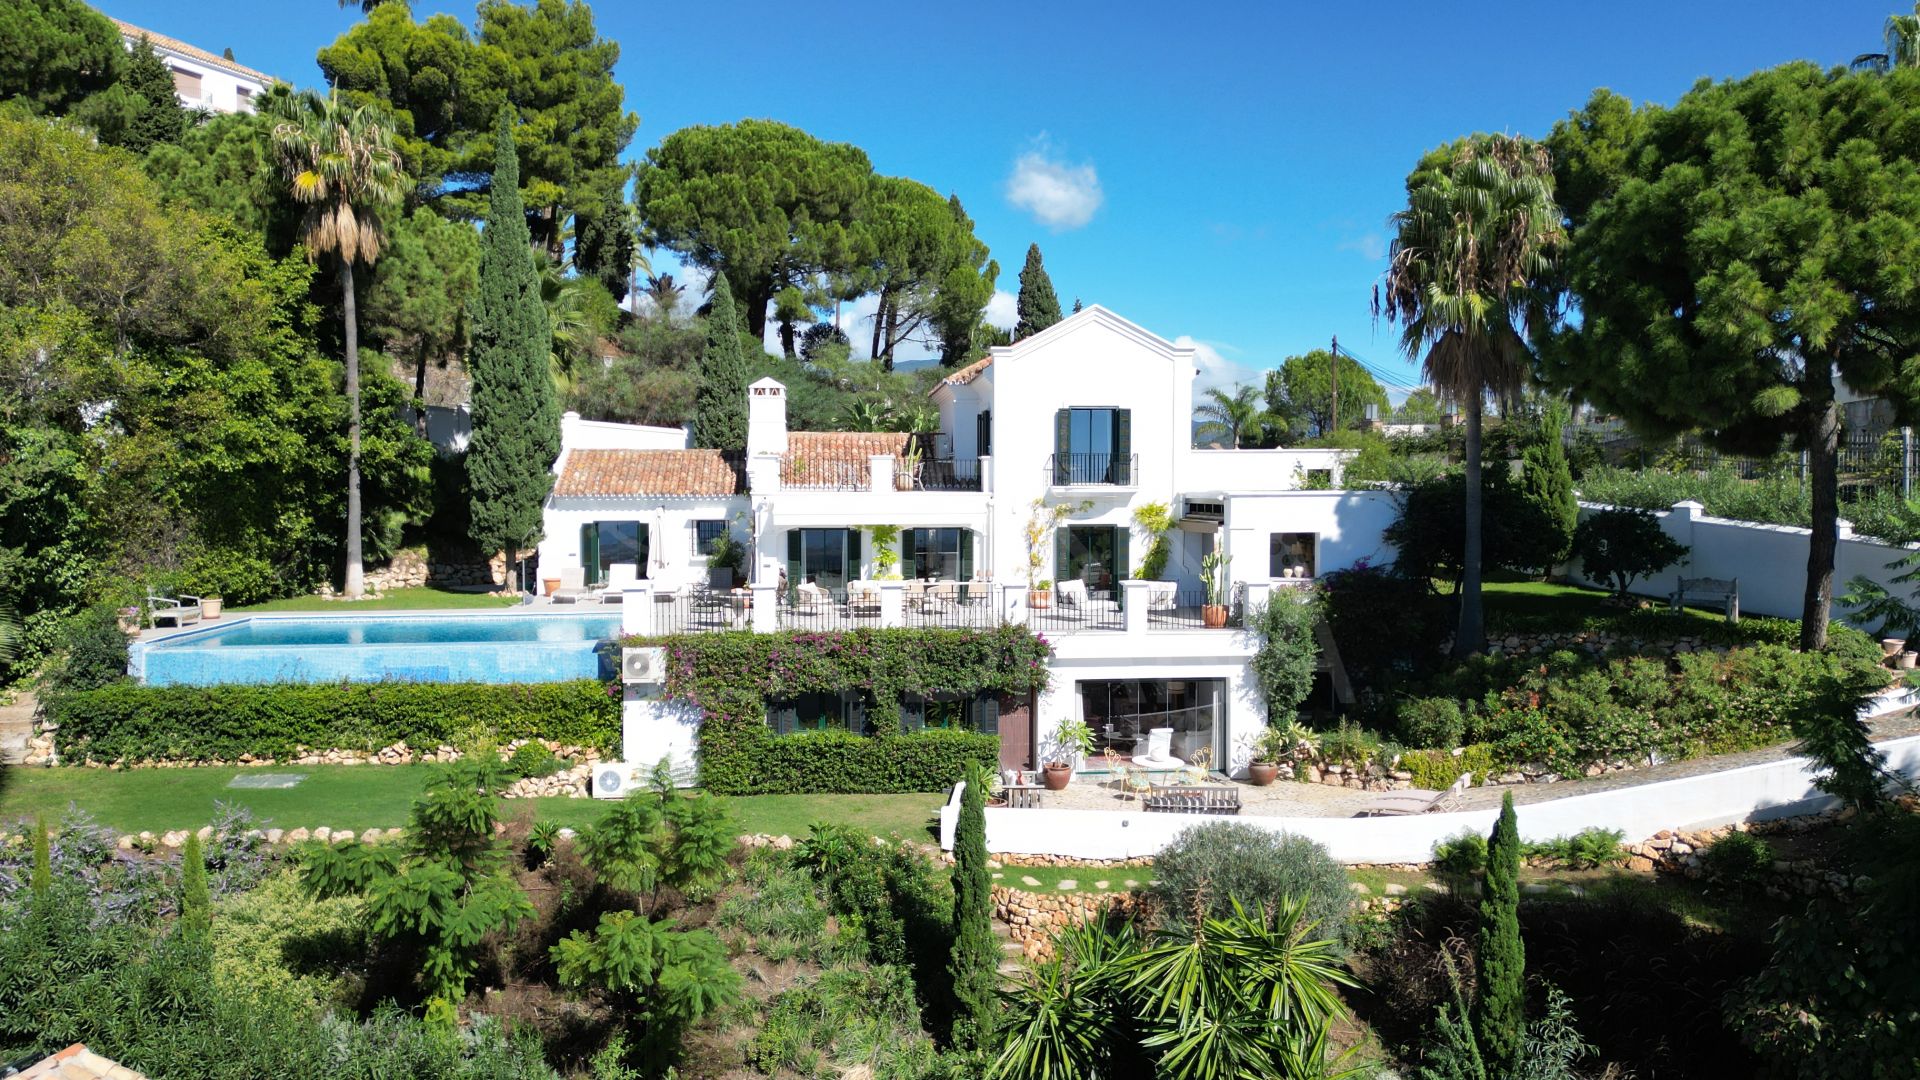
[0,691,37,765]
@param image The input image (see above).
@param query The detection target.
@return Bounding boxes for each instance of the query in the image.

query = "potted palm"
[1043,717,1094,791]
[707,532,746,589]
[1200,550,1232,628]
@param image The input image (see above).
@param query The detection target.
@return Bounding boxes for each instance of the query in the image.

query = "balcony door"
[580,521,647,586]
[901,528,974,581]
[1056,525,1127,594]
[1053,407,1131,484]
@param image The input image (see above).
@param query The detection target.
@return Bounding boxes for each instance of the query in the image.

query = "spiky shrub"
[947,762,997,1051]
[1145,821,1351,941]
[1474,792,1525,1074]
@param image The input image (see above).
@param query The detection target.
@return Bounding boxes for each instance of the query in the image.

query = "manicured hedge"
[749,729,1000,794]
[52,680,621,764]
[628,625,1051,795]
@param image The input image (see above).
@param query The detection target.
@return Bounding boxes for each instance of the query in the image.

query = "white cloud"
[1005,138,1104,231]
[1339,232,1387,261]
[1174,335,1262,393]
[983,289,1017,331]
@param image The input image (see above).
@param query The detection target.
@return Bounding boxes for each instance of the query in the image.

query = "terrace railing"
[1046,452,1137,487]
[910,458,984,492]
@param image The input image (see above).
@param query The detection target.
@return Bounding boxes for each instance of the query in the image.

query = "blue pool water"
[131,613,622,686]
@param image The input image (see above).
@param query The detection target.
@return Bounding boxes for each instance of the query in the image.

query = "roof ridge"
[111,17,274,82]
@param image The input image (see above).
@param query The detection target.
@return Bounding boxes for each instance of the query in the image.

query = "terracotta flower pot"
[1248,761,1280,786]
[543,577,562,597]
[1202,603,1229,628]
[1028,590,1053,610]
[1042,762,1072,790]
[201,597,223,620]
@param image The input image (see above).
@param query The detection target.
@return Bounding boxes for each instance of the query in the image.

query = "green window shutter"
[845,529,862,583]
[902,528,918,580]
[636,522,650,579]
[958,529,974,582]
[770,701,797,736]
[1114,409,1132,483]
[580,524,600,586]
[901,695,924,734]
[971,692,1000,735]
[1055,527,1072,585]
[1054,408,1070,482]
[978,410,992,457]
[847,693,869,736]
[1115,525,1130,582]
[786,530,801,601]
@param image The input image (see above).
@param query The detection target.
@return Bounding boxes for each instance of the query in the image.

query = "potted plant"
[707,532,746,589]
[1022,498,1089,611]
[1043,717,1094,790]
[1247,725,1289,786]
[1029,579,1054,609]
[201,595,224,620]
[116,605,141,635]
[1200,550,1233,628]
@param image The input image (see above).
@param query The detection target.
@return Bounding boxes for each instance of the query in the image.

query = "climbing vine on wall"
[619,625,1052,794]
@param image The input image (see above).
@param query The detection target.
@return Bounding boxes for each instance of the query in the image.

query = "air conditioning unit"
[592,762,637,799]
[621,646,666,684]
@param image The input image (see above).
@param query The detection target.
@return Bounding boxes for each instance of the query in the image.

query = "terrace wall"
[937,734,1920,864]
[1567,500,1920,624]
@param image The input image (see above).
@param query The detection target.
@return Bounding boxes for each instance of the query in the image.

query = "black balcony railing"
[910,458,984,491]
[1047,452,1136,486]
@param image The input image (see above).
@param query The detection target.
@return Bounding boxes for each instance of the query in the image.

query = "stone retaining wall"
[320,547,507,596]
[992,885,1138,960]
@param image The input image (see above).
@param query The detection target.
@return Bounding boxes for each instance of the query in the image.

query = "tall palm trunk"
[1454,395,1485,657]
[341,260,365,599]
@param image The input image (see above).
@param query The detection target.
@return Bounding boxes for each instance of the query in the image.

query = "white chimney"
[746,377,788,457]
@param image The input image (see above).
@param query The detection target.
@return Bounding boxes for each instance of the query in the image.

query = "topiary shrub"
[1398,696,1466,748]
[1571,508,1688,599]
[1145,822,1350,942]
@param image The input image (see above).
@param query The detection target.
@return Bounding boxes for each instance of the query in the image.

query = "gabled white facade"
[112,18,274,115]
[545,306,1399,781]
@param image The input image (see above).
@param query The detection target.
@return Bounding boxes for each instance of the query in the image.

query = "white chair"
[1145,581,1177,613]
[597,562,639,601]
[1055,579,1089,608]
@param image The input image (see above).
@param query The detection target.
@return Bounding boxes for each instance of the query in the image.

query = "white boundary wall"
[938,734,1920,864]
[1568,499,1920,623]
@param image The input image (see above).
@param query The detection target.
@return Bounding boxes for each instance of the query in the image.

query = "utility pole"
[1329,335,1340,437]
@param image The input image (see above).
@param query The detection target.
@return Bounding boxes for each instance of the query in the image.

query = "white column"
[868,453,896,493]
[622,583,654,636]
[751,583,778,633]
[1121,579,1151,634]
[1241,581,1272,618]
[1000,583,1029,626]
[879,581,906,627]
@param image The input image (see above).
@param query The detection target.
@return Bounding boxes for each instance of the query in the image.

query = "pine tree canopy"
[466,109,559,567]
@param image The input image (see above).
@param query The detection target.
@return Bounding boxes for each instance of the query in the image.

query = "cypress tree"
[693,274,749,450]
[179,830,210,939]
[1521,401,1578,565]
[121,36,187,154]
[29,814,50,902]
[1014,243,1061,340]
[467,109,559,591]
[1475,791,1525,1075]
[947,762,999,1052]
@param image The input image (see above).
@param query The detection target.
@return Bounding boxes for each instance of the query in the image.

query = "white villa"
[538,306,1398,780]
[112,18,275,115]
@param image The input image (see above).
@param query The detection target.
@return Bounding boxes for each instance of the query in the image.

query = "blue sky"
[107,0,1896,391]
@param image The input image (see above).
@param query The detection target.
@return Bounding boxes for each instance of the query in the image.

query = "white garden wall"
[1567,500,1919,624]
[938,734,1920,864]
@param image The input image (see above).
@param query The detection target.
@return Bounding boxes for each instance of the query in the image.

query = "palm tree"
[1377,133,1562,657]
[537,255,596,392]
[273,92,406,601]
[1194,385,1270,448]
[1854,3,1920,70]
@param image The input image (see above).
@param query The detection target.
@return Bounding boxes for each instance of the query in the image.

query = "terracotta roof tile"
[112,19,274,82]
[782,431,910,488]
[930,356,992,396]
[554,449,743,498]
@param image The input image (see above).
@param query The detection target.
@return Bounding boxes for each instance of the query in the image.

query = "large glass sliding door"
[1079,678,1223,769]
[901,528,973,581]
[1058,525,1127,594]
[787,528,861,593]
[580,521,647,586]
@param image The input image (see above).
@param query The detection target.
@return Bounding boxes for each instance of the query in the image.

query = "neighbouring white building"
[541,307,1399,781]
[112,18,274,114]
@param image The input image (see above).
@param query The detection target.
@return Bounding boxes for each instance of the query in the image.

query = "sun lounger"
[147,593,202,627]
[1357,772,1473,817]
[550,567,592,603]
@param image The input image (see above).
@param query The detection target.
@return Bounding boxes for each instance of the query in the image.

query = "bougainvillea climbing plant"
[617,625,1052,794]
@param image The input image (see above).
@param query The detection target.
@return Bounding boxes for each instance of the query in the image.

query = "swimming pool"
[130,612,623,686]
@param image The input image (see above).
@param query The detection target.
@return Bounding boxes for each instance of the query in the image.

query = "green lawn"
[1478,579,1733,627]
[0,764,942,840]
[227,587,521,613]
